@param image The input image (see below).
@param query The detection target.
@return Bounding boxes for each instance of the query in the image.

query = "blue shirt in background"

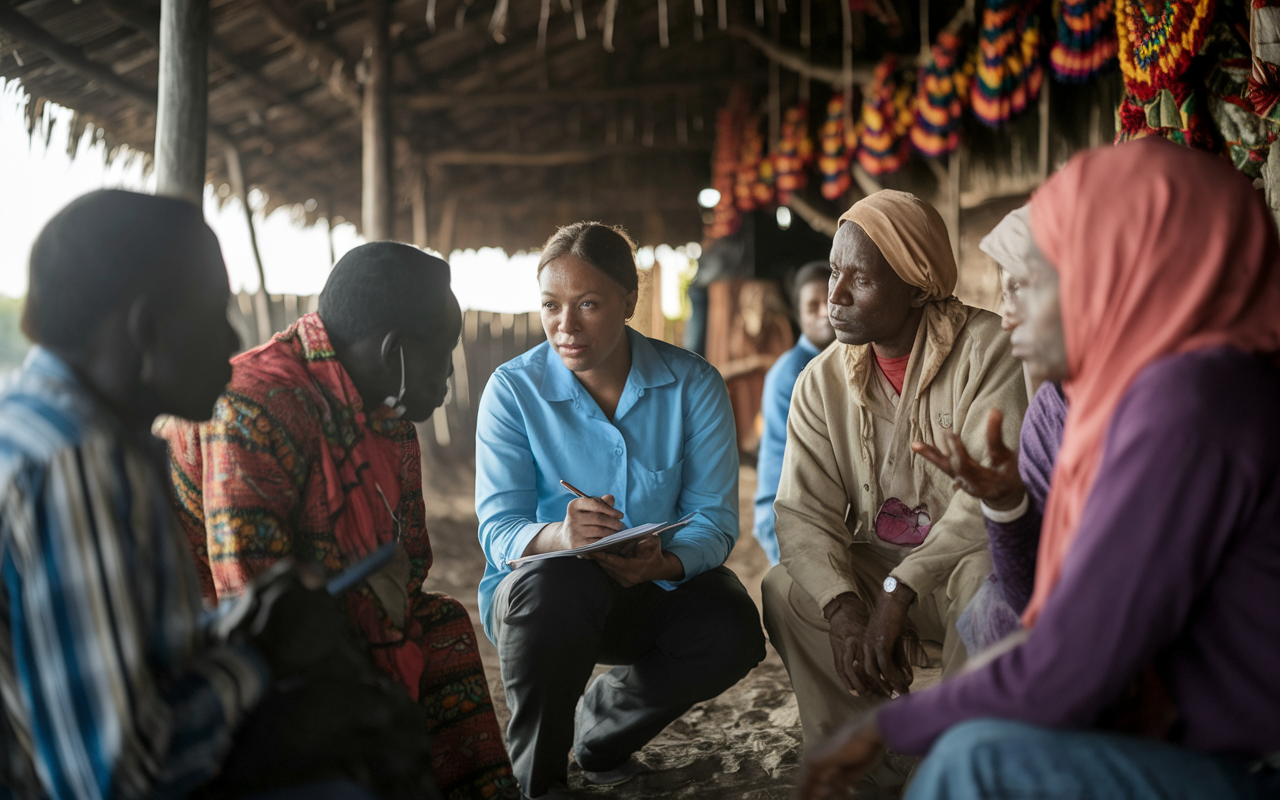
[752,334,824,565]
[474,328,740,642]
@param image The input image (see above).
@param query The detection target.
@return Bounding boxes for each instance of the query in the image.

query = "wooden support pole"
[1038,79,1051,180]
[437,194,459,257]
[785,193,838,237]
[154,0,209,203]
[363,0,394,240]
[948,147,962,268]
[412,169,430,248]
[225,144,273,345]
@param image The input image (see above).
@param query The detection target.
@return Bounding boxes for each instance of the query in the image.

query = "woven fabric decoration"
[1115,0,1216,147]
[857,56,917,174]
[734,114,773,210]
[706,89,750,239]
[1203,18,1277,177]
[1051,0,1120,81]
[1247,0,1280,121]
[818,96,854,199]
[911,30,975,156]
[972,0,1043,125]
[773,105,815,204]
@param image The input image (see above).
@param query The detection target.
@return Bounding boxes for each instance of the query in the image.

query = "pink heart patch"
[875,498,932,546]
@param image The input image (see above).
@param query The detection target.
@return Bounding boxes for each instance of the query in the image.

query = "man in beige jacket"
[762,191,1027,761]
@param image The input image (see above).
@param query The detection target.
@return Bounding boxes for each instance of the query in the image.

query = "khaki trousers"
[762,545,991,744]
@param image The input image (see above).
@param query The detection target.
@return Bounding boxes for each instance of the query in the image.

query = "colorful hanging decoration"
[1247,0,1280,122]
[1115,0,1216,147]
[734,114,774,210]
[1203,18,1277,177]
[911,30,975,156]
[1051,0,1120,81]
[706,89,750,240]
[972,0,1043,126]
[772,105,814,204]
[818,96,853,199]
[857,56,917,175]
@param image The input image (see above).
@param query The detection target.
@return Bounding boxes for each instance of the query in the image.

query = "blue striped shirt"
[0,349,268,800]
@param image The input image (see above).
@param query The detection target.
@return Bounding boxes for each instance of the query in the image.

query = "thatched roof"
[0,0,1118,251]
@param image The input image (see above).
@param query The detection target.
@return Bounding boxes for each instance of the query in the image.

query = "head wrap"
[838,189,957,302]
[1023,137,1280,627]
[978,204,1034,273]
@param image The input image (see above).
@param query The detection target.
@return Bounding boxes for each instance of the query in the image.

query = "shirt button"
[615,447,623,455]
[863,484,870,492]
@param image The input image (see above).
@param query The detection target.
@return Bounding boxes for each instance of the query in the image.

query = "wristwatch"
[883,575,910,603]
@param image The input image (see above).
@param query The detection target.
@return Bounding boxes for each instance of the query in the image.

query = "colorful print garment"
[159,313,518,800]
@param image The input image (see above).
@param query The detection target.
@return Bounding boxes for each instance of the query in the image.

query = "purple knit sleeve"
[986,383,1067,612]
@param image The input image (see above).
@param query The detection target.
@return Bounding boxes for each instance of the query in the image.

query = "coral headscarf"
[1023,137,1280,626]
[840,189,958,301]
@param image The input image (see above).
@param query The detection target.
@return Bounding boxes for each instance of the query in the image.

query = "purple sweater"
[988,381,1068,612]
[880,348,1280,761]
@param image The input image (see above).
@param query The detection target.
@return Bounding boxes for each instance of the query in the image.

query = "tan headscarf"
[978,204,1034,273]
[839,189,958,301]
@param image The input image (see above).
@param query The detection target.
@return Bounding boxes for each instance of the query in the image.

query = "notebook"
[506,513,696,568]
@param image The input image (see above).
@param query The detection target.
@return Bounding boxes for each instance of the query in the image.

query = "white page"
[506,513,696,568]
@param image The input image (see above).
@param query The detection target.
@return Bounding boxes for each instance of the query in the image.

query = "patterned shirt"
[0,348,268,800]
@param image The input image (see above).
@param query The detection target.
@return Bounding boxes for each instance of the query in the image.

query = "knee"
[761,563,792,628]
[909,719,1033,798]
[687,574,766,677]
[498,558,611,637]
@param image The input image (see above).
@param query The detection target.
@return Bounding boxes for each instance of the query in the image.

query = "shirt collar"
[23,345,80,387]
[797,334,823,358]
[539,327,676,402]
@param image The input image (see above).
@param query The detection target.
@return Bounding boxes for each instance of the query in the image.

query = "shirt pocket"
[631,458,684,520]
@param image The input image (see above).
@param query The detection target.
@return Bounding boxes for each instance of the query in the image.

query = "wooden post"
[155,0,209,203]
[225,144,273,345]
[362,0,394,240]
[412,169,429,248]
[1038,79,1051,180]
[948,146,962,268]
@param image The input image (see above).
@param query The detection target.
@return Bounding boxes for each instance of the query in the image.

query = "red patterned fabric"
[160,313,518,799]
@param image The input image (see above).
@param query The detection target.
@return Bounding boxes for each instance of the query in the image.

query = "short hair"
[318,242,454,346]
[537,222,638,293]
[24,190,207,351]
[792,260,831,308]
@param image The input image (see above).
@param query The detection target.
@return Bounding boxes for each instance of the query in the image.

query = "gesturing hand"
[912,408,1026,512]
[796,714,886,800]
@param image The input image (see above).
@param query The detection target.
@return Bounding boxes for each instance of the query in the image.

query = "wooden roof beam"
[255,0,362,115]
[401,78,736,112]
[426,143,708,170]
[726,22,888,87]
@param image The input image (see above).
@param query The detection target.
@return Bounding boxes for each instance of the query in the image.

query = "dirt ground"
[420,465,938,799]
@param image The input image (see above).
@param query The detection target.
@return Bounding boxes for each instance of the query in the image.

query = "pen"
[560,479,592,499]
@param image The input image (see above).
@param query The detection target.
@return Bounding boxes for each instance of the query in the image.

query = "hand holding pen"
[558,479,626,550]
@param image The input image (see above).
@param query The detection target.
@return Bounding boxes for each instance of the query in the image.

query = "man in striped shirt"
[0,191,422,800]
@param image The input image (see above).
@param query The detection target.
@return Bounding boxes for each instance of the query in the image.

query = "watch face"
[883,576,898,594]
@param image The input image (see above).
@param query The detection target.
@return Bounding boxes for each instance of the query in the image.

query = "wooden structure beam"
[256,0,362,115]
[727,22,884,87]
[425,144,707,169]
[154,0,209,202]
[400,78,735,112]
[362,0,394,240]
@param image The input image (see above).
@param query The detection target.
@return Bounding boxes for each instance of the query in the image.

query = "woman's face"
[539,254,637,374]
[1002,238,1069,384]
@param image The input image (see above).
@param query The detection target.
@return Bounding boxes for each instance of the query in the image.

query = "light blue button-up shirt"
[752,334,824,565]
[475,327,740,642]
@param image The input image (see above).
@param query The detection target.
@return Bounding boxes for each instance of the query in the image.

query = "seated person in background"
[475,222,765,798]
[762,190,1026,790]
[799,138,1280,800]
[752,261,837,566]
[924,204,1070,656]
[2,191,427,800]
[159,243,518,800]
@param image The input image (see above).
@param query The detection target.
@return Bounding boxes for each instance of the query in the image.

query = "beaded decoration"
[706,90,750,240]
[1051,0,1120,81]
[733,114,773,211]
[818,95,853,199]
[911,30,975,156]
[1115,0,1216,146]
[972,0,1043,126]
[773,105,815,204]
[857,56,917,174]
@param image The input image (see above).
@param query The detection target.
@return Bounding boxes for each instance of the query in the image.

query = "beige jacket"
[775,303,1027,611]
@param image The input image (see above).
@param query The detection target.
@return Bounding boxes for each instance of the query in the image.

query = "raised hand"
[912,408,1026,512]
[561,493,626,548]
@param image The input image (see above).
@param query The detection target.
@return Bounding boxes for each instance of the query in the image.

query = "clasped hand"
[557,494,683,586]
[824,589,914,699]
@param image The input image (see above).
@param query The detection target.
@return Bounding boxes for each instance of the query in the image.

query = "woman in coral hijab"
[797,137,1280,799]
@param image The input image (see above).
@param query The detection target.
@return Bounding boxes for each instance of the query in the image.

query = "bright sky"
[0,80,695,315]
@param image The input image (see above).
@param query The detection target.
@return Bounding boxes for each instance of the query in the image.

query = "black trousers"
[490,558,765,797]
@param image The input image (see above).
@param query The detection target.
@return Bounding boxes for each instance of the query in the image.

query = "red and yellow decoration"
[857,56,916,174]
[734,114,774,210]
[818,95,855,199]
[1051,0,1120,81]
[972,0,1043,125]
[911,30,974,156]
[1115,0,1216,146]
[706,88,750,239]
[772,105,815,204]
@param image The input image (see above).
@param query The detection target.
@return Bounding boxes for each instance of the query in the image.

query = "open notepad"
[506,513,696,568]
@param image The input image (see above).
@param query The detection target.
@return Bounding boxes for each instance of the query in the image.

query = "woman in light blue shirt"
[475,222,765,798]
